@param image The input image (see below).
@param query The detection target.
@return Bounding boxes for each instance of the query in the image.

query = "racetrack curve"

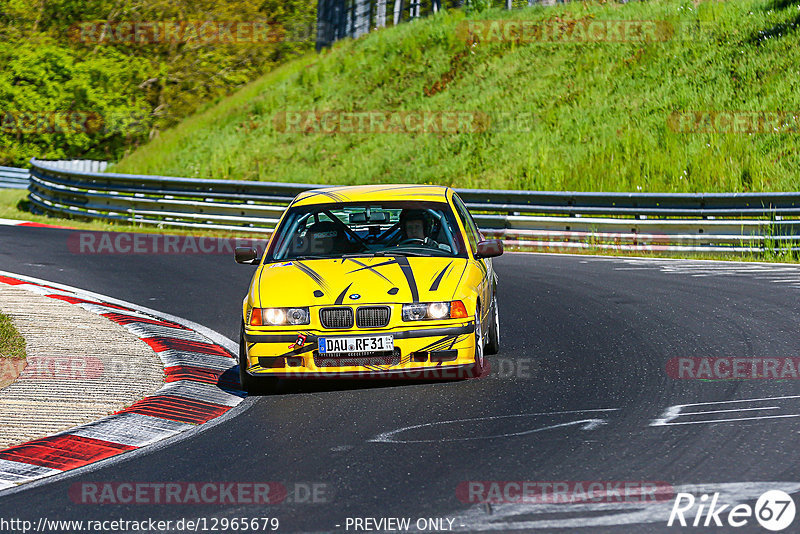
[2,224,800,533]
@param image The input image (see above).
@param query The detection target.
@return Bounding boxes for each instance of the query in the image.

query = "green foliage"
[0,0,315,166]
[464,0,493,15]
[114,0,800,193]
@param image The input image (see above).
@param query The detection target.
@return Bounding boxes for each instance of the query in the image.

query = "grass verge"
[0,310,26,389]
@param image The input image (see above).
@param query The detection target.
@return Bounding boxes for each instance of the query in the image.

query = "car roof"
[291,184,451,206]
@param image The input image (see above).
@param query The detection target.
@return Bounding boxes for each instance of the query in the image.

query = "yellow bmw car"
[234,184,502,393]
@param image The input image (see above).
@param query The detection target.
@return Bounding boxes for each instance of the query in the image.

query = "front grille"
[319,307,354,329]
[356,306,391,328]
[314,348,401,368]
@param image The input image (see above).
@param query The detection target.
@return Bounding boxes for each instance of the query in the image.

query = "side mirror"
[475,240,503,259]
[235,247,259,265]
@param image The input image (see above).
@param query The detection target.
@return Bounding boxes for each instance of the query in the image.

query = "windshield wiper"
[342,251,387,259]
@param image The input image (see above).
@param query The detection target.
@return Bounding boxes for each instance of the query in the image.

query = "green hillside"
[114,0,800,193]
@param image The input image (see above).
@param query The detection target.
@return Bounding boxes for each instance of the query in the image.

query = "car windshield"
[266,201,467,261]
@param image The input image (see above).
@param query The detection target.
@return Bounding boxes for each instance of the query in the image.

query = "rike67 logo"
[668,490,796,531]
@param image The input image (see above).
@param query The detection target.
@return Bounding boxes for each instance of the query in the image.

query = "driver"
[399,209,436,245]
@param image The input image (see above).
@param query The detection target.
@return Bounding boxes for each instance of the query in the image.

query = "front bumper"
[242,322,475,379]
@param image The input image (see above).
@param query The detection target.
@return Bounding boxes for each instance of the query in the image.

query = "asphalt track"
[2,224,800,533]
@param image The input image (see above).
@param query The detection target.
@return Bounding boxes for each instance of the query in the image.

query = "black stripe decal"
[395,256,419,303]
[345,258,393,284]
[335,283,353,305]
[296,190,347,203]
[257,340,320,365]
[417,334,465,352]
[277,342,319,358]
[448,335,459,349]
[294,261,330,293]
[349,258,399,272]
[392,324,473,339]
[429,261,453,292]
[450,263,468,301]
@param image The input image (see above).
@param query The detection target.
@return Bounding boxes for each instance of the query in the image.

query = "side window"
[452,194,479,254]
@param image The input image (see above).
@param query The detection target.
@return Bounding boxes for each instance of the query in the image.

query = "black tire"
[485,292,500,355]
[239,325,279,395]
[470,305,486,377]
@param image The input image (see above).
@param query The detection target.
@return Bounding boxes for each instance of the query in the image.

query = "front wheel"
[470,306,486,377]
[485,293,500,355]
[239,326,278,395]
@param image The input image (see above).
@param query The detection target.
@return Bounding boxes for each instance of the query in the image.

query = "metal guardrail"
[44,160,109,173]
[27,158,800,254]
[2,161,107,190]
[0,166,30,190]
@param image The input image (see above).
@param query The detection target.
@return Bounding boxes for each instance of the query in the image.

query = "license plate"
[318,335,394,354]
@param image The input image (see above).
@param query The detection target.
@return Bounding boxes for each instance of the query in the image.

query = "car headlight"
[402,301,468,321]
[250,307,310,326]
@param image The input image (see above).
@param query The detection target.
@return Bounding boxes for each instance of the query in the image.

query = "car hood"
[252,256,469,307]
